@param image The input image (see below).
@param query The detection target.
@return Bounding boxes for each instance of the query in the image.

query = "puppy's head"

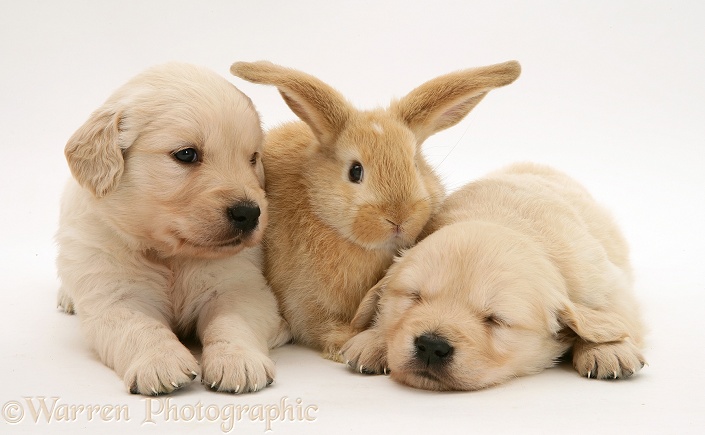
[355,221,582,391]
[65,63,267,258]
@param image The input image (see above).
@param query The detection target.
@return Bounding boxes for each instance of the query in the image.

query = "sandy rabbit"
[230,60,521,359]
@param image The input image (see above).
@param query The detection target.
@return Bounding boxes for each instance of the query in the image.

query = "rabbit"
[230,60,521,360]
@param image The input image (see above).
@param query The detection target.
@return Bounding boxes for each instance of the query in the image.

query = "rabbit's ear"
[231,61,350,145]
[65,105,126,198]
[392,60,521,144]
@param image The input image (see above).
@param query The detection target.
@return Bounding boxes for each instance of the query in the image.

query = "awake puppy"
[56,63,290,395]
[342,163,645,390]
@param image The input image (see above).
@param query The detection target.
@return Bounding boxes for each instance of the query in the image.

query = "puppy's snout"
[228,201,260,233]
[415,334,454,366]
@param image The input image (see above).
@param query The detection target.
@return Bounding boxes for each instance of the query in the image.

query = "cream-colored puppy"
[56,63,290,395]
[342,163,645,390]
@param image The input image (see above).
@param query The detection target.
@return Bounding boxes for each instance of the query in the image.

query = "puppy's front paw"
[57,287,75,314]
[201,343,275,394]
[341,329,388,375]
[125,341,199,395]
[573,339,646,379]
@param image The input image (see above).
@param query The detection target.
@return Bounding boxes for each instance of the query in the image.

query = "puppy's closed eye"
[249,152,259,167]
[484,314,509,328]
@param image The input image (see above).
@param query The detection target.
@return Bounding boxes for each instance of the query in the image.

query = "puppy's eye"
[250,152,259,166]
[173,148,199,163]
[349,161,364,183]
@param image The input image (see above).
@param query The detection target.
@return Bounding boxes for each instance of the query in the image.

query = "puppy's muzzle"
[227,201,260,234]
[414,333,454,366]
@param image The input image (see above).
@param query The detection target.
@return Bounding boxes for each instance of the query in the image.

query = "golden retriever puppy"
[56,63,290,395]
[342,163,645,390]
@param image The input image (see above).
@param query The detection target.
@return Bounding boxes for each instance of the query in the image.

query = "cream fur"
[230,61,521,359]
[56,63,290,395]
[342,163,646,390]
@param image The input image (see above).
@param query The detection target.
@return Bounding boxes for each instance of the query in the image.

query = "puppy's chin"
[391,369,455,391]
[392,368,500,392]
[172,231,263,259]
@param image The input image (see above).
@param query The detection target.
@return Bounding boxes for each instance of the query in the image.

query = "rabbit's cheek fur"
[351,199,431,249]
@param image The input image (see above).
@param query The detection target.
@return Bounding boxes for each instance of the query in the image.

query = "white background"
[1,1,704,433]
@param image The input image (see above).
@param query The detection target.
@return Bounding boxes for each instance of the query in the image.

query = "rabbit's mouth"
[386,227,415,250]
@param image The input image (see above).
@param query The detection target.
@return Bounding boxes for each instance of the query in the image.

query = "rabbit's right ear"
[231,61,350,146]
[393,60,521,144]
[64,106,125,198]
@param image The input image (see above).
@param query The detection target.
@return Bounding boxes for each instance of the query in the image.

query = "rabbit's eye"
[348,161,364,183]
[173,147,199,163]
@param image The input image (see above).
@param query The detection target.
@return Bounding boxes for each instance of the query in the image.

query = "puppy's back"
[425,162,631,276]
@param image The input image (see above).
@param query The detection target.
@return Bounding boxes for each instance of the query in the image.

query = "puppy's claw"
[587,370,592,379]
[171,381,179,388]
[151,388,158,395]
[211,381,217,389]
[359,365,364,374]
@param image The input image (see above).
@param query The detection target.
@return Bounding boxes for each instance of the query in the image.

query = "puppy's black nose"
[415,334,453,366]
[228,202,260,233]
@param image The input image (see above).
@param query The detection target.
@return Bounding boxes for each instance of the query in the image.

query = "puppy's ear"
[65,106,125,198]
[558,301,629,343]
[351,277,387,330]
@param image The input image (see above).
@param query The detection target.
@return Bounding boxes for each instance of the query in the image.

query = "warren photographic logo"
[2,396,318,432]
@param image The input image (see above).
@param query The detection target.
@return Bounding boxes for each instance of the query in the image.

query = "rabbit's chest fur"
[261,123,398,347]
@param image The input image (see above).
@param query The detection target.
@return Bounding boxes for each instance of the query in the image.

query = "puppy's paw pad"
[125,342,199,395]
[201,343,275,394]
[573,340,645,380]
[341,329,388,376]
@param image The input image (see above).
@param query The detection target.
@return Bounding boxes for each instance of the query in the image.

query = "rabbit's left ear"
[392,60,521,144]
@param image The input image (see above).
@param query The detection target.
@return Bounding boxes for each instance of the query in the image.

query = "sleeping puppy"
[341,163,645,391]
[56,63,290,395]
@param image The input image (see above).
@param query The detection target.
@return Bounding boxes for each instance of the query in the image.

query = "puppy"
[342,163,646,390]
[56,63,290,395]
